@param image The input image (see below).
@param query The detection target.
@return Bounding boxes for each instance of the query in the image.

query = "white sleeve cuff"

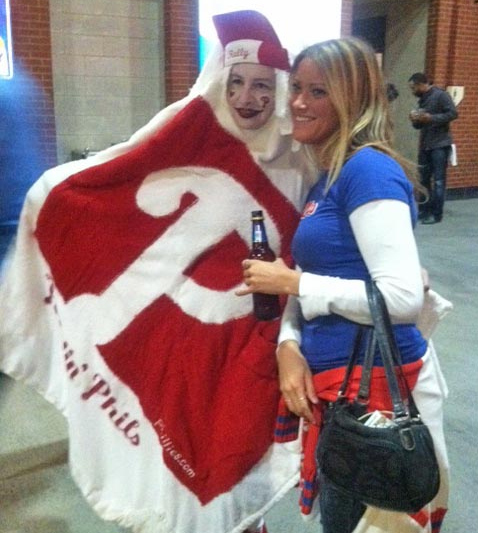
[278,295,302,345]
[298,272,369,323]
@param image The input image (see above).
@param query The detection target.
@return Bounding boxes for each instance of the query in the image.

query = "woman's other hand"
[276,340,318,423]
[236,258,300,296]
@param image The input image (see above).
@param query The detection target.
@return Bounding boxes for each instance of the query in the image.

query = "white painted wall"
[384,0,429,162]
[353,0,429,162]
[49,0,165,163]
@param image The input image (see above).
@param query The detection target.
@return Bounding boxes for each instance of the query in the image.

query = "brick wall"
[164,0,199,104]
[426,0,478,190]
[10,0,57,167]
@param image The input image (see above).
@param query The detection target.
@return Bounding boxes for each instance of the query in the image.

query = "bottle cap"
[251,210,264,220]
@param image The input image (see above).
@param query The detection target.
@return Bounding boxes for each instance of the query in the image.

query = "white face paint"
[226,63,276,130]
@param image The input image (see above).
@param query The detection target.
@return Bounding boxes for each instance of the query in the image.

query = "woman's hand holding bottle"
[236,257,300,297]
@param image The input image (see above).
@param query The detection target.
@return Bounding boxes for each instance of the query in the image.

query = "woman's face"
[226,63,276,130]
[289,58,340,146]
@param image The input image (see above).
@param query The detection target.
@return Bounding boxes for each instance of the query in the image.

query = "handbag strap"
[337,324,382,404]
[336,281,421,420]
[337,326,365,398]
[337,325,378,403]
[355,328,375,402]
[365,280,420,419]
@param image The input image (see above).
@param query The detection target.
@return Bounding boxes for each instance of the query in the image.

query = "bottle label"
[253,226,263,243]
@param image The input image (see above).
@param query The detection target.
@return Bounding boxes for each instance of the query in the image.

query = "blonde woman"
[239,38,449,533]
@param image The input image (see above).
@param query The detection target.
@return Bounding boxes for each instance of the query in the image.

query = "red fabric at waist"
[274,358,423,515]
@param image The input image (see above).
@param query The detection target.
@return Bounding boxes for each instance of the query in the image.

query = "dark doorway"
[352,16,386,53]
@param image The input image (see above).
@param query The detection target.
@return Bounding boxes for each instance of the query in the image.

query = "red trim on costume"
[410,508,430,528]
[431,507,448,533]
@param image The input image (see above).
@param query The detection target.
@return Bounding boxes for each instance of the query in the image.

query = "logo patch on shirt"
[302,201,318,218]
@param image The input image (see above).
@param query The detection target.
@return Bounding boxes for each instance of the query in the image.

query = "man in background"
[408,72,458,224]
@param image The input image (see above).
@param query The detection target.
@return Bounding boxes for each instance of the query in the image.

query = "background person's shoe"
[422,215,437,224]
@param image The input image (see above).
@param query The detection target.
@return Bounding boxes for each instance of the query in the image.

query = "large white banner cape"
[0,46,316,533]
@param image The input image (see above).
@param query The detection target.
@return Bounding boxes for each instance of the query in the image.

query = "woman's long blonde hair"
[291,37,420,192]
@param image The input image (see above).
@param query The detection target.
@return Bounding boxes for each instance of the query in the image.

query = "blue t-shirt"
[292,147,427,373]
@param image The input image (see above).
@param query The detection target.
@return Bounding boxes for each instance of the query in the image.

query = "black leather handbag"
[316,280,440,513]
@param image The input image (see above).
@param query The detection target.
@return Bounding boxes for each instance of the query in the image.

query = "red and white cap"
[213,10,290,72]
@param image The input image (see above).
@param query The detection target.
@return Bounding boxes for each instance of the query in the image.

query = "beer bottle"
[249,210,280,321]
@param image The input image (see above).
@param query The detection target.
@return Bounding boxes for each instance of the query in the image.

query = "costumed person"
[0,10,316,533]
[238,38,450,533]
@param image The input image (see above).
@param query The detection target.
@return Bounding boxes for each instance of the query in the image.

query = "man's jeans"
[418,146,450,220]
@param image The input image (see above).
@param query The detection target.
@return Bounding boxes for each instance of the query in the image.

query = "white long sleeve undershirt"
[278,199,424,345]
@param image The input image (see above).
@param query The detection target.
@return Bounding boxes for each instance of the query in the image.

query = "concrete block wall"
[49,0,165,163]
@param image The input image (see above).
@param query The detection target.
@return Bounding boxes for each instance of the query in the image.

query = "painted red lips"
[235,108,262,118]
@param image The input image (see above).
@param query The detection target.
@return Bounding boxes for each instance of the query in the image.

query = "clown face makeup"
[226,63,276,130]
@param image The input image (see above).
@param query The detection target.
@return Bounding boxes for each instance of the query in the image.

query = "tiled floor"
[1,198,477,533]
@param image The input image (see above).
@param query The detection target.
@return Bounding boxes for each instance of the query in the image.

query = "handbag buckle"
[399,426,416,451]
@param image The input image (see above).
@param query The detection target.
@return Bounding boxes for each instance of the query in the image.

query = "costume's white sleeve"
[297,199,423,325]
